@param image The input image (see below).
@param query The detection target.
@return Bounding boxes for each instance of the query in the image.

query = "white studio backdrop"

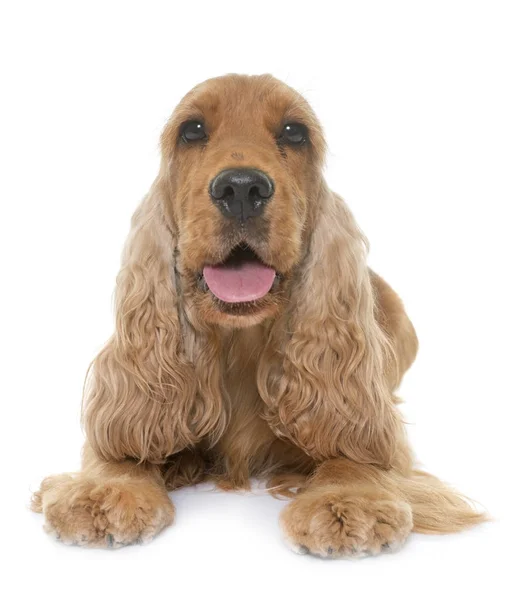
[0,1,503,599]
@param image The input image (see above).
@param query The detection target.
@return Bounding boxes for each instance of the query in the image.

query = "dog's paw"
[280,484,413,558]
[33,473,174,548]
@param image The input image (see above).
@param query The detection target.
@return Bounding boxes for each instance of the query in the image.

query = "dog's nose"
[209,168,274,220]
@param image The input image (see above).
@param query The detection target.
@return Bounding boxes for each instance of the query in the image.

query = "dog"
[32,74,485,556]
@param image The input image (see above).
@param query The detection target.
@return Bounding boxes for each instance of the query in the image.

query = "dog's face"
[160,74,326,327]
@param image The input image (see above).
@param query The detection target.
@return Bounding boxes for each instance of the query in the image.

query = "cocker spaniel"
[32,74,485,556]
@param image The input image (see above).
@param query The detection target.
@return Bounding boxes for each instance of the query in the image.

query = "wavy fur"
[83,179,227,464]
[258,184,407,469]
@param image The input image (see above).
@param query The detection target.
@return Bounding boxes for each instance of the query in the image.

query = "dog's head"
[159,74,326,327]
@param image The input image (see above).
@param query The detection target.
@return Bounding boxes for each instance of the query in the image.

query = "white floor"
[10,474,501,600]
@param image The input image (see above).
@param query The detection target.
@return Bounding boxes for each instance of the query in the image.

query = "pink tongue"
[203,260,275,303]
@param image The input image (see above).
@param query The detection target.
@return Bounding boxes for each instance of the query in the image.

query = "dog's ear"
[258,185,406,468]
[83,178,225,463]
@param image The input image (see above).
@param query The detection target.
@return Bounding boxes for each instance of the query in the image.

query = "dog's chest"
[210,326,310,486]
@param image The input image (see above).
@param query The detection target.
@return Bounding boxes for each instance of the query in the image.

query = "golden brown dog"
[32,74,485,556]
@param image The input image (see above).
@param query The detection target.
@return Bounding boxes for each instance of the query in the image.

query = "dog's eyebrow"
[281,106,312,128]
[279,116,311,130]
[174,105,206,124]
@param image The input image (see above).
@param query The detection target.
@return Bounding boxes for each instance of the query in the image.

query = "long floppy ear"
[83,177,225,464]
[258,184,406,469]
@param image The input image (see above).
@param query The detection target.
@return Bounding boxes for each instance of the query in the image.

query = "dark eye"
[279,122,307,145]
[180,120,207,142]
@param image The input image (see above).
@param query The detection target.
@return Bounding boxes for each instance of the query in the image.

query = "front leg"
[280,459,413,558]
[31,443,174,548]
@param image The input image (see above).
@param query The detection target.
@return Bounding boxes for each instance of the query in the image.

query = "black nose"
[209,168,274,220]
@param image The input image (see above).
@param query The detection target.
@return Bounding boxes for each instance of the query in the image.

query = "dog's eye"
[279,123,307,145]
[180,120,207,142]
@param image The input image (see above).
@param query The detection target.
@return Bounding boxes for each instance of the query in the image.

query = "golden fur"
[32,74,486,554]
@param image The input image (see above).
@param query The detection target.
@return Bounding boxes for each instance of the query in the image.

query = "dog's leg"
[31,443,174,548]
[280,458,413,558]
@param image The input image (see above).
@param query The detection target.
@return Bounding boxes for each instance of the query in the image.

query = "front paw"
[33,474,174,548]
[280,484,413,558]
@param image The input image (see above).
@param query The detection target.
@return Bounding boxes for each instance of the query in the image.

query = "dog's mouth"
[202,244,277,304]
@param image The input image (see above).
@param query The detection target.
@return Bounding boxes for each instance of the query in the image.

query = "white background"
[1,1,504,599]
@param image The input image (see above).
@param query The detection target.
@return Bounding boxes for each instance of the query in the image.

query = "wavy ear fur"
[258,184,407,469]
[83,178,226,463]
